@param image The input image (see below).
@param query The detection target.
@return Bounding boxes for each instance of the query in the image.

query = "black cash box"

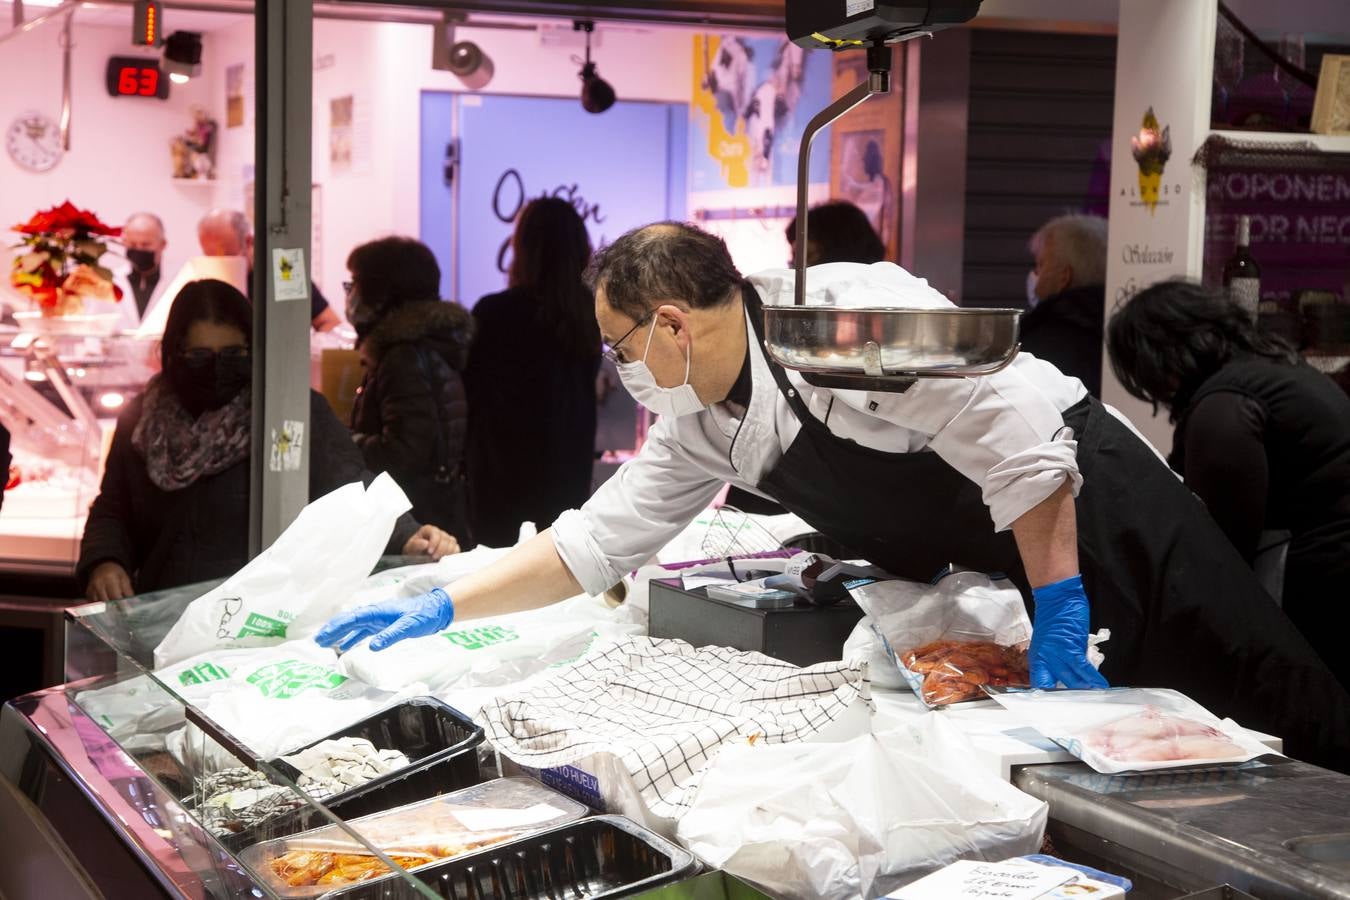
[648,578,864,667]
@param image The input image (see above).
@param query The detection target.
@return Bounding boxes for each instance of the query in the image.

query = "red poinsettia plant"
[9,200,123,315]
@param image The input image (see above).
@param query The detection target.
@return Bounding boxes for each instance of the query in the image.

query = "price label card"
[451,803,565,832]
[888,860,1074,900]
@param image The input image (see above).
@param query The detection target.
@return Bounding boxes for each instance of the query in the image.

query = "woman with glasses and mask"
[464,198,602,547]
[78,279,456,603]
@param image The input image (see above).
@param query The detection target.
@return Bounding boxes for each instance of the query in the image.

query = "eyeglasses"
[602,310,655,365]
[342,281,355,296]
[181,346,250,364]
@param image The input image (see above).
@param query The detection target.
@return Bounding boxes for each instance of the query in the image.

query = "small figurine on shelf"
[172,106,218,180]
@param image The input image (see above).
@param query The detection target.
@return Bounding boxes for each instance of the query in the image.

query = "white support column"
[1101,0,1218,455]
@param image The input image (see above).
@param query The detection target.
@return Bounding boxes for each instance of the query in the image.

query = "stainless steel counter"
[1014,756,1350,899]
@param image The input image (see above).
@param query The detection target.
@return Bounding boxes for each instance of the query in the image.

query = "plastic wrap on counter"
[238,776,587,897]
[987,687,1275,774]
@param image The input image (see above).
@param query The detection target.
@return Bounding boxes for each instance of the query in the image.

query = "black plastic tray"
[219,697,484,854]
[325,815,698,900]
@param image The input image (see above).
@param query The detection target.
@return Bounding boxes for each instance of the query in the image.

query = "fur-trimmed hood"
[359,299,474,371]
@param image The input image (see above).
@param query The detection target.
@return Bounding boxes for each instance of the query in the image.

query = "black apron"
[744,285,1350,772]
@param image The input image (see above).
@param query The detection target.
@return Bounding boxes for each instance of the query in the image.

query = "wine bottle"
[1223,215,1261,319]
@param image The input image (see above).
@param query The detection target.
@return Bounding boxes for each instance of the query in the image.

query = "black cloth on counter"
[1171,357,1350,693]
[742,283,1350,773]
[353,299,473,544]
[77,391,419,595]
[1019,284,1106,396]
[465,287,600,548]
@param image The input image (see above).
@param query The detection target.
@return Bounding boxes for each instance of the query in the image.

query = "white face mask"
[1026,270,1040,309]
[616,318,704,418]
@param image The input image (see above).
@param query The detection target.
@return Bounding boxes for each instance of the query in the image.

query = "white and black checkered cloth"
[479,637,871,819]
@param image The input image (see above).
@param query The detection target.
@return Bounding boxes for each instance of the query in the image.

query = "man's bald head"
[198,208,253,259]
[585,221,742,323]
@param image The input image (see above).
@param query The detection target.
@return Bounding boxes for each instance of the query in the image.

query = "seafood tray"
[239,777,588,897]
[329,815,698,900]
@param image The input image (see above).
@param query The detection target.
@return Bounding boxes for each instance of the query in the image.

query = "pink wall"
[1,20,216,288]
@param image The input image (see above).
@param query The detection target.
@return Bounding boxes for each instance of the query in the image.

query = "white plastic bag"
[337,592,645,694]
[988,687,1275,774]
[850,571,1032,707]
[154,474,412,668]
[676,714,1048,900]
[155,640,419,765]
[842,617,905,691]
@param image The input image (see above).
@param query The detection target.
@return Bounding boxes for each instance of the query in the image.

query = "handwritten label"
[888,860,1073,900]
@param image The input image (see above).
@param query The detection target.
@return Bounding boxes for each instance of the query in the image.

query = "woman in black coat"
[1109,280,1350,691]
[465,198,602,547]
[347,237,475,545]
[79,279,456,603]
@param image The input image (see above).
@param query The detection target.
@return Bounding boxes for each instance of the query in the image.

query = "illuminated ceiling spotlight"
[432,11,494,91]
[163,31,202,84]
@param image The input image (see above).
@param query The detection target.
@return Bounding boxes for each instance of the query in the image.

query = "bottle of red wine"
[1223,215,1261,319]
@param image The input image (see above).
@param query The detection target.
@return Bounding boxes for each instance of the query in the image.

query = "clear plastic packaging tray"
[239,777,588,898]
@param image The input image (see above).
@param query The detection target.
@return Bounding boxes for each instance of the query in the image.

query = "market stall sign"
[106,56,169,99]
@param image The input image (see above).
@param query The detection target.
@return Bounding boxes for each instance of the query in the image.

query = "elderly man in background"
[1023,214,1109,396]
[197,208,340,332]
[113,212,171,329]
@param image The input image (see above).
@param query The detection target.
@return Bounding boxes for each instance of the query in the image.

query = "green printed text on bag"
[236,612,289,639]
[178,661,231,686]
[442,624,520,651]
[246,659,348,699]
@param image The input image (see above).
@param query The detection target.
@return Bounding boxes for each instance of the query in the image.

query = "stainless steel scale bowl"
[769,7,1016,393]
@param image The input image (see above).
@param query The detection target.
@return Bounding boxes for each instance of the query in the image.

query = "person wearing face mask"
[313,222,1350,772]
[1021,214,1108,397]
[78,279,458,603]
[346,237,475,547]
[109,211,170,329]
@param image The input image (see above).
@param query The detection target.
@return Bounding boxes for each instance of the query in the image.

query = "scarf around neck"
[131,375,252,492]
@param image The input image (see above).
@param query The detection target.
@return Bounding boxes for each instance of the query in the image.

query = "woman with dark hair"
[79,279,455,602]
[784,200,886,268]
[465,197,602,547]
[1109,280,1350,689]
[347,237,475,545]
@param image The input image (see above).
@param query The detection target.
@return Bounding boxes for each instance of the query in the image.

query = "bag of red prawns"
[987,687,1277,773]
[848,569,1034,708]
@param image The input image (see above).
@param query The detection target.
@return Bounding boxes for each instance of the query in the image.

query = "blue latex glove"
[313,588,454,653]
[1030,574,1109,690]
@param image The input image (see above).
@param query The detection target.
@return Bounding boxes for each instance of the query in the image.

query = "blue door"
[420,92,688,307]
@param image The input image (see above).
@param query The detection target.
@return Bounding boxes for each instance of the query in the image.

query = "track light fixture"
[432,11,494,91]
[574,21,615,114]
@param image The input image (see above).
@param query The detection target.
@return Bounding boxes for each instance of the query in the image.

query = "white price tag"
[888,860,1074,900]
[271,248,309,302]
[846,0,874,16]
[451,803,564,833]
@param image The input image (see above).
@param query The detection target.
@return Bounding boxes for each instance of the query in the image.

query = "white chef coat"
[107,260,169,331]
[552,262,1092,597]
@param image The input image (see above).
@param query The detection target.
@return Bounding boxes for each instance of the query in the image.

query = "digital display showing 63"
[106,56,169,99]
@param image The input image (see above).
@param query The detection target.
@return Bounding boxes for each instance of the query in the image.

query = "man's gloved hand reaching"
[1029,574,1109,690]
[314,588,454,653]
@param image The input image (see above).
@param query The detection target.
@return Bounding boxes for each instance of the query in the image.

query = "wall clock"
[6,112,63,172]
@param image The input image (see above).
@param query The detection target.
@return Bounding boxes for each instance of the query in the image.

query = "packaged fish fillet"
[238,776,586,897]
[987,687,1276,774]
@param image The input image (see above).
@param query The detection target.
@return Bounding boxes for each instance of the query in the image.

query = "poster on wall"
[330,95,353,173]
[691,34,832,191]
[225,64,245,128]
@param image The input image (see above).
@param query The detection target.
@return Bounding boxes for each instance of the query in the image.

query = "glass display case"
[0,325,159,576]
[0,579,443,900]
